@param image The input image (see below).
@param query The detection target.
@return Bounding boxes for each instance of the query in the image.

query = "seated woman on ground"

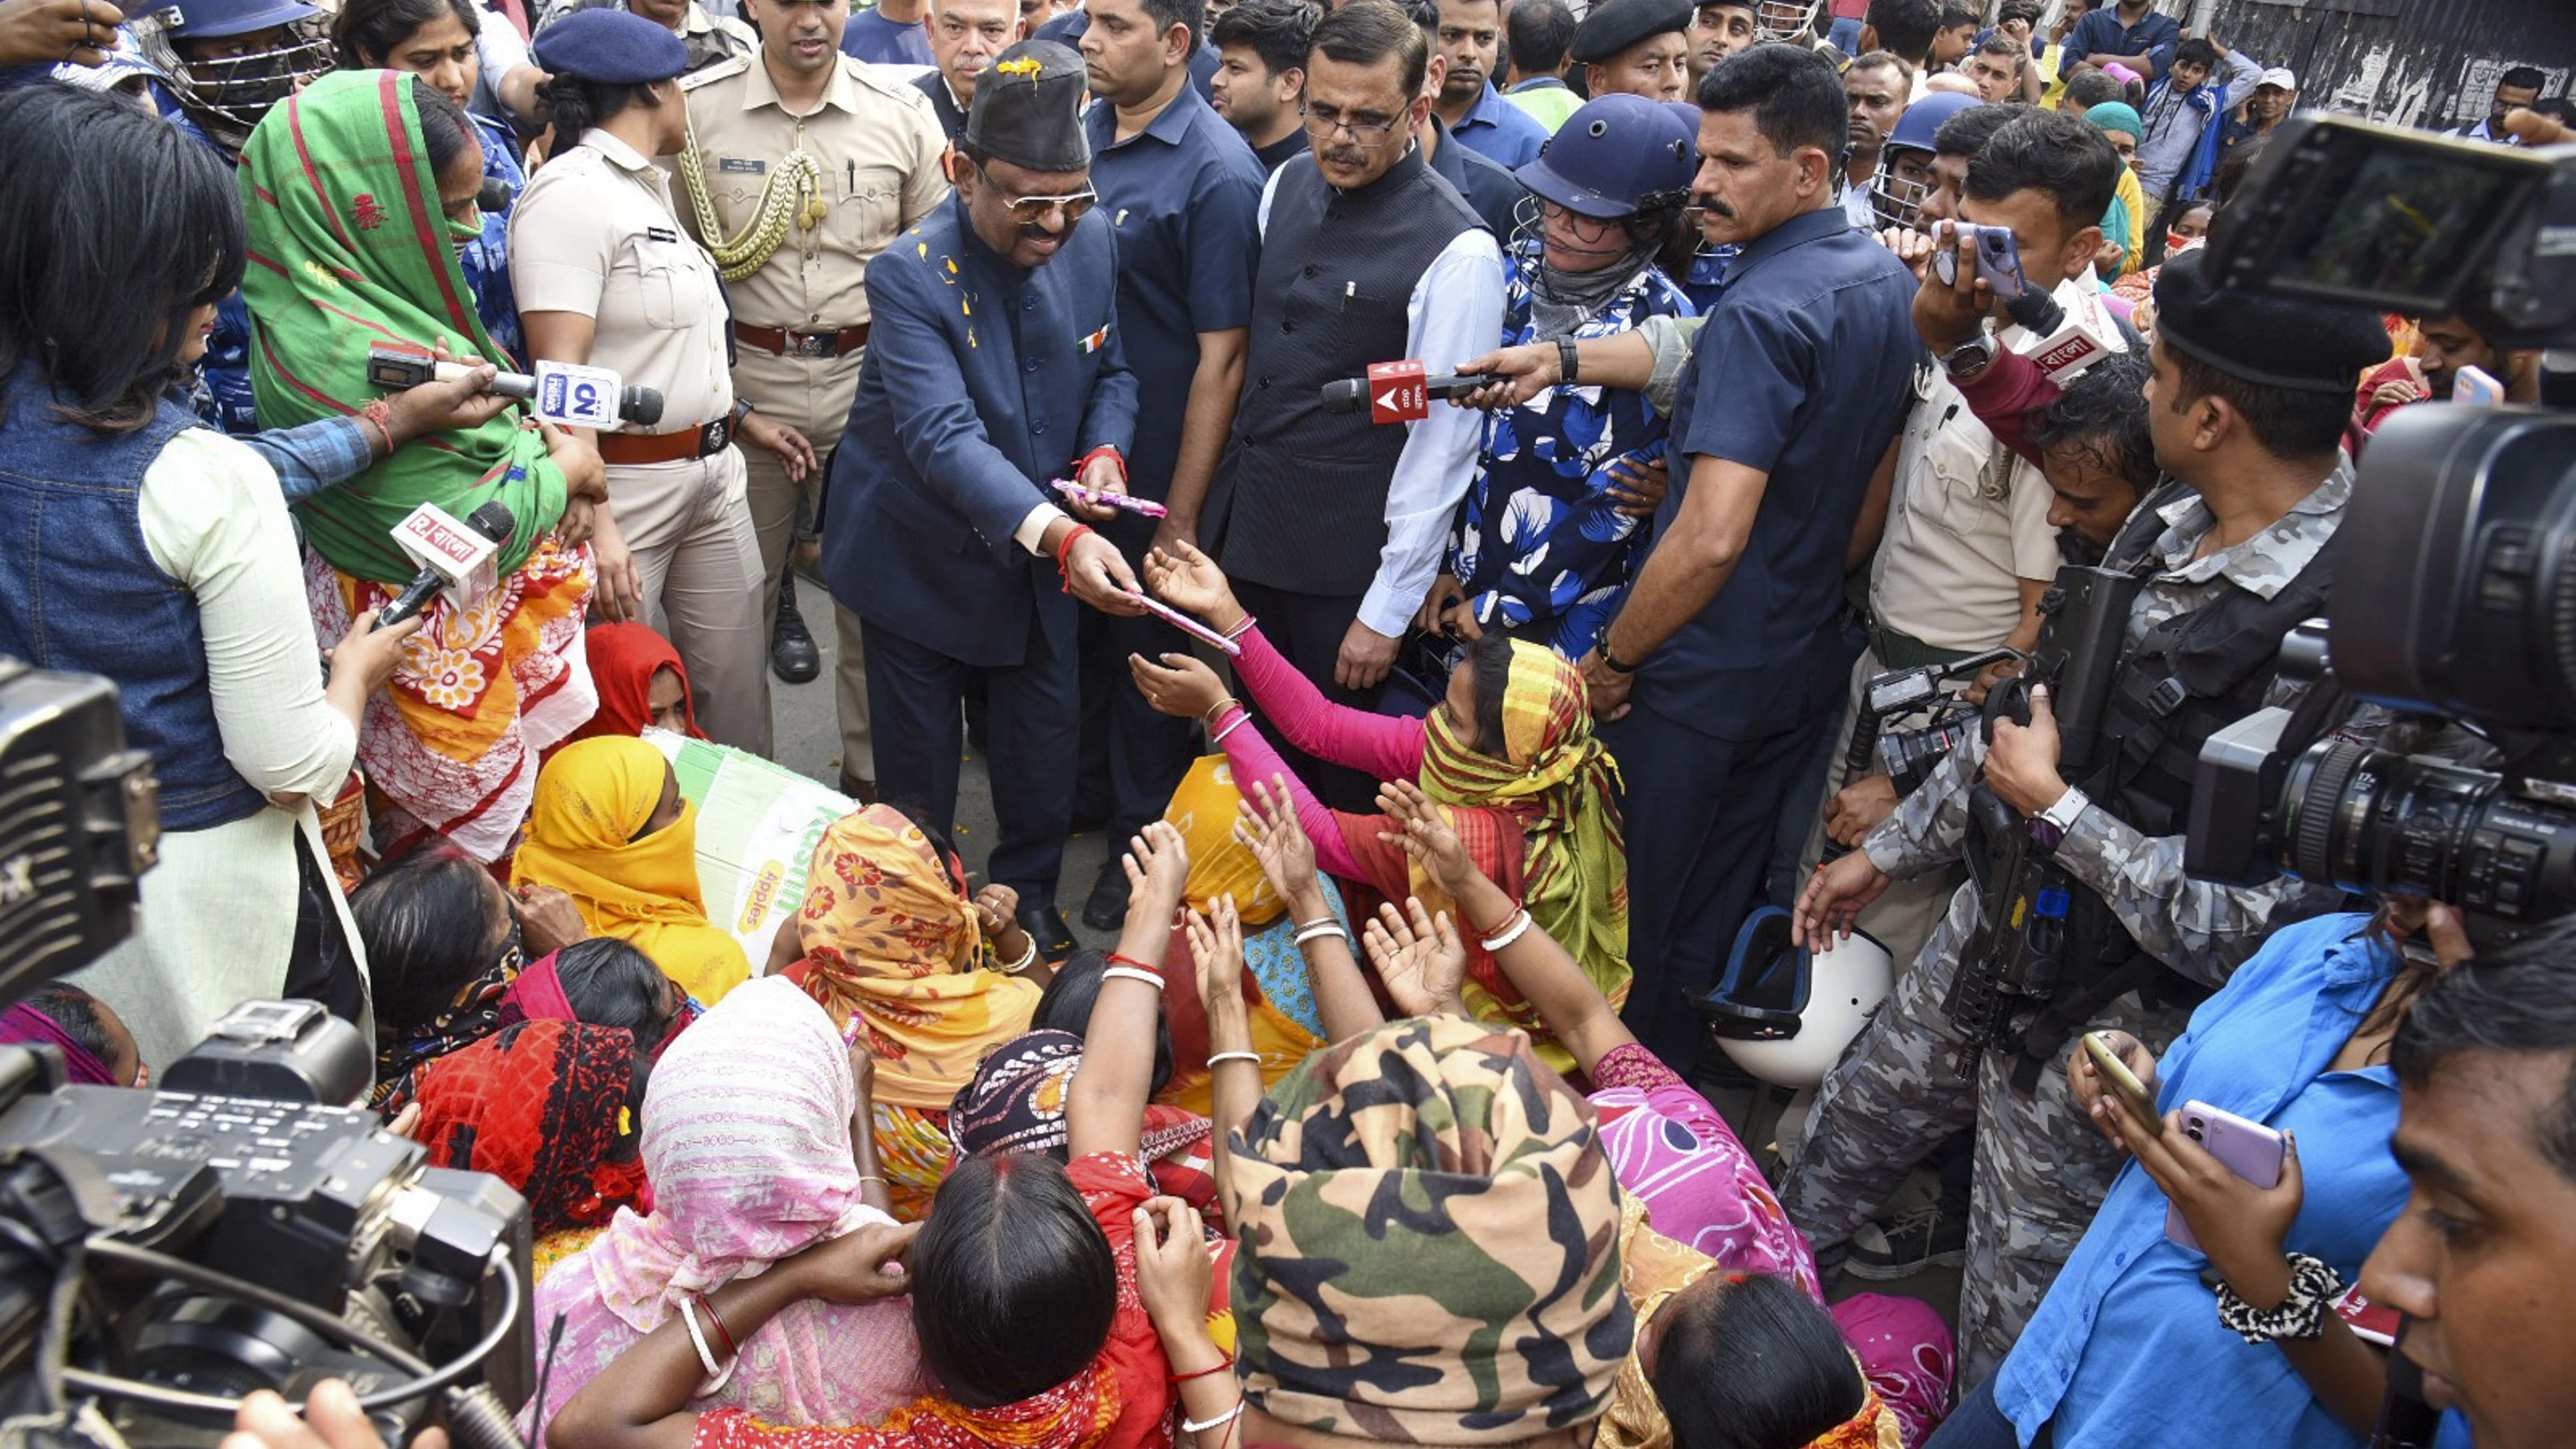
[1227,781,1956,1445]
[1,984,146,1087]
[385,1017,652,1253]
[520,976,925,1444]
[568,621,706,746]
[1144,755,1352,1115]
[549,826,1246,1449]
[777,803,1046,1219]
[1131,539,1625,1071]
[512,736,748,1007]
[357,840,589,1105]
[498,936,696,1055]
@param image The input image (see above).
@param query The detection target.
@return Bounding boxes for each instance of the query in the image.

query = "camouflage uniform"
[1779,461,2354,1382]
[1230,1015,1630,1444]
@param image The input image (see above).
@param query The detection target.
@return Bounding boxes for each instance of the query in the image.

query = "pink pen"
[1053,478,1169,518]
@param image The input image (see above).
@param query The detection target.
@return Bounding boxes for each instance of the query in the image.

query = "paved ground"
[770,613,1961,1316]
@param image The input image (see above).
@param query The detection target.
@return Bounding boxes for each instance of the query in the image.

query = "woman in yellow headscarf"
[783,804,1042,1218]
[1131,542,1625,1069]
[511,738,748,1005]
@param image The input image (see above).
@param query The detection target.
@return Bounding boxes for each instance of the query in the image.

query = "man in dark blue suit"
[822,37,1144,956]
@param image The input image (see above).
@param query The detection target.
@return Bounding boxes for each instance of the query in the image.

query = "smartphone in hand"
[2166,1101,2286,1252]
[1930,222,2029,301]
[2083,1030,2159,1129]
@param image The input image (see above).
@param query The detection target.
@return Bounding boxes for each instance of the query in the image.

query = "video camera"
[0,661,533,1449]
[2184,116,2576,948]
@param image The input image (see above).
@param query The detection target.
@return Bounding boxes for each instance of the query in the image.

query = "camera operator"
[1780,238,2391,1379]
[2360,917,2576,1449]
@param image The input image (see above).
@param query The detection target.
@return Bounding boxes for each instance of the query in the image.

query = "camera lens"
[2279,738,2576,923]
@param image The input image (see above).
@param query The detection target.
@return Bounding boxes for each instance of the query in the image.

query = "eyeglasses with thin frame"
[1299,100,1404,145]
[975,163,1099,225]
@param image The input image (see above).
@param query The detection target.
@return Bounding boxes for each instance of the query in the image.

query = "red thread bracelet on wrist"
[1106,951,1162,978]
[1055,522,1095,594]
[1171,1354,1234,1384]
[360,398,397,457]
[1075,444,1127,485]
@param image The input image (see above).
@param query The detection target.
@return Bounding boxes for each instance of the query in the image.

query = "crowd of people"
[1,0,2574,1444]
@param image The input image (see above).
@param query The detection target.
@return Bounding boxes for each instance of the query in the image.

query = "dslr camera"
[0,661,533,1449]
[2184,115,2576,943]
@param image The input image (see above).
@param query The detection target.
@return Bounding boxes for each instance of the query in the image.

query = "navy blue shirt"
[1083,85,1264,504]
[822,192,1137,667]
[1449,82,1549,169]
[2061,5,2180,77]
[1428,117,1524,242]
[1035,9,1221,101]
[1647,205,1918,737]
[840,6,933,65]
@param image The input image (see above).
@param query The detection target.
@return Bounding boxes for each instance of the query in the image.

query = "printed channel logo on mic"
[1366,359,1429,425]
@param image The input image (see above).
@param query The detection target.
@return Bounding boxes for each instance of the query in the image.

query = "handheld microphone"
[378,501,517,628]
[366,341,665,428]
[1320,369,1492,416]
[475,176,511,213]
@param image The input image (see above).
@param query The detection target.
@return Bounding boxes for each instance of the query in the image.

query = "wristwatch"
[1599,640,1639,675]
[1938,334,1997,381]
[1558,337,1581,386]
[2027,786,2090,852]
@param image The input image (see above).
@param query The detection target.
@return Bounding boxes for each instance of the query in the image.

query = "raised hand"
[1141,537,1244,631]
[1376,778,1479,898]
[1121,820,1190,926]
[1235,774,1322,912]
[1361,896,1467,1019]
[1185,895,1250,1037]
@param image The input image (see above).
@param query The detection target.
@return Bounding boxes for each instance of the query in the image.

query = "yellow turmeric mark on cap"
[994,55,1043,78]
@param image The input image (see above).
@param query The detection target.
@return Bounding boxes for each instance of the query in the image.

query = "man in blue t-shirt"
[840,0,933,63]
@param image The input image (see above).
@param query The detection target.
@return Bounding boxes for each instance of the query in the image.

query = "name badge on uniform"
[647,226,681,244]
[720,156,766,174]
[1078,323,1112,355]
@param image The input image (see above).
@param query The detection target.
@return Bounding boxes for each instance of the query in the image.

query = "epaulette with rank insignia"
[678,52,750,93]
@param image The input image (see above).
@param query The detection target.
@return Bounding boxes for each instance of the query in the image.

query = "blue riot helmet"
[1515,91,1698,262]
[134,0,332,154]
[1870,90,1979,232]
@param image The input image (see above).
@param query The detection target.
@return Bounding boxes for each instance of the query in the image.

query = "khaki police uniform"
[676,51,947,784]
[509,125,773,754]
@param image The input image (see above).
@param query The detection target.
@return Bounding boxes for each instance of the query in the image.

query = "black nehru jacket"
[911,69,967,141]
[1210,148,1483,597]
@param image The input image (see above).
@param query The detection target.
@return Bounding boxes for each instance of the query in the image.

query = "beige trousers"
[610,445,772,755]
[733,342,868,777]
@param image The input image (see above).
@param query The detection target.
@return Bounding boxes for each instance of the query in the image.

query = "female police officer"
[511,8,812,752]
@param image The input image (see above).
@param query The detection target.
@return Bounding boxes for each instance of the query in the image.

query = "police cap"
[1569,0,1691,65]
[530,9,690,87]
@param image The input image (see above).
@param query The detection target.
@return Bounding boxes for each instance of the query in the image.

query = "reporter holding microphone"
[0,87,415,1069]
[240,71,607,864]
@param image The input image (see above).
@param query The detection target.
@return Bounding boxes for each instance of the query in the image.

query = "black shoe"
[770,575,820,685]
[1017,904,1079,961]
[1081,857,1132,931]
[1842,1203,1967,1281]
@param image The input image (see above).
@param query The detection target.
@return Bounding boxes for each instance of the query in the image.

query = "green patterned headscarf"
[1229,1015,1631,1444]
[240,69,563,584]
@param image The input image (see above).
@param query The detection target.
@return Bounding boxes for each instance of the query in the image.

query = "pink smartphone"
[1054,478,1169,519]
[1128,591,1242,656]
[2165,1099,2285,1252]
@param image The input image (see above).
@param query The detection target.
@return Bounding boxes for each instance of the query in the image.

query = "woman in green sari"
[240,71,606,862]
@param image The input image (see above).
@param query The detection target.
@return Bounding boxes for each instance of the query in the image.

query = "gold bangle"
[1204,695,1241,726]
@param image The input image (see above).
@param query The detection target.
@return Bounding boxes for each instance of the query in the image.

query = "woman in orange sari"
[782,805,1043,1219]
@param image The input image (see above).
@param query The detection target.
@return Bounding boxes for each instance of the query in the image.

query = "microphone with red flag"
[1318,360,1489,424]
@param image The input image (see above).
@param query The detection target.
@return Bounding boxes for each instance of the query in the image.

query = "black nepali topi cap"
[2152,250,2391,394]
[963,39,1091,174]
[1569,0,1691,64]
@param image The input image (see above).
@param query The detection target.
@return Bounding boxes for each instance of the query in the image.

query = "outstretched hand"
[1141,536,1244,630]
[1236,774,1322,908]
[1185,894,1249,1033]
[1121,820,1190,926]
[1376,778,1481,899]
[1362,896,1468,1019]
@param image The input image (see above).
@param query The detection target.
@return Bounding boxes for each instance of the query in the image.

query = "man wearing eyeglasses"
[1201,0,1504,812]
[820,38,1145,958]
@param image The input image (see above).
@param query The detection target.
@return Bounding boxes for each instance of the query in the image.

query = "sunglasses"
[976,164,1098,226]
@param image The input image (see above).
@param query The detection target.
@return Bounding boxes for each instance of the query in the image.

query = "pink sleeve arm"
[1214,709,1366,880]
[1234,625,1425,782]
[1954,348,2063,469]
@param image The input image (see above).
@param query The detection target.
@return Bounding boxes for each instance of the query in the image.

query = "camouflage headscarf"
[1228,1016,1631,1444]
